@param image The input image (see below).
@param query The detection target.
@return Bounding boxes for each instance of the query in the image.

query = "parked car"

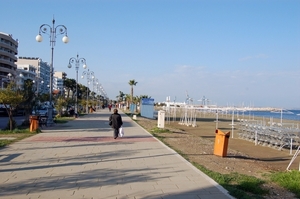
[16,108,25,116]
[0,104,17,116]
[32,107,57,117]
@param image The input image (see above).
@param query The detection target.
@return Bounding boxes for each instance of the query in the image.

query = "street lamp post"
[36,18,69,126]
[68,54,87,114]
[81,69,94,113]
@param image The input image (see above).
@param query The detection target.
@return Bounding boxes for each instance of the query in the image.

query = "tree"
[39,93,49,103]
[55,96,68,116]
[128,79,138,103]
[116,91,125,102]
[78,84,91,113]
[78,84,89,100]
[20,79,36,124]
[0,83,24,130]
[64,78,76,100]
[125,94,131,109]
[139,95,151,99]
[132,95,141,113]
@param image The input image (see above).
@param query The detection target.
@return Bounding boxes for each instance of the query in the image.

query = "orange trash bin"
[214,129,230,157]
[30,115,39,132]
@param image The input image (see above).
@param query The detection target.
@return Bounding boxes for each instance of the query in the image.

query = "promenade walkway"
[0,109,234,199]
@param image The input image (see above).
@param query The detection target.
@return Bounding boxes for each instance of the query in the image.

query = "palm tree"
[133,95,141,113]
[128,79,138,103]
[116,91,125,102]
[125,94,131,109]
[139,95,151,99]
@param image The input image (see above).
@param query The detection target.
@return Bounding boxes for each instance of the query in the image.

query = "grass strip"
[192,163,268,199]
[268,170,300,198]
[0,129,38,148]
[55,116,76,123]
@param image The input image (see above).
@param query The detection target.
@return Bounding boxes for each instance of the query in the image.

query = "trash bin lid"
[215,129,230,136]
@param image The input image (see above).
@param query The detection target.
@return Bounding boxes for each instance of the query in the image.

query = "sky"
[1,0,300,109]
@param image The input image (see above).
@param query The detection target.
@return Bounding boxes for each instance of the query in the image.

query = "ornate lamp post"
[36,18,69,126]
[67,54,87,114]
[81,69,94,113]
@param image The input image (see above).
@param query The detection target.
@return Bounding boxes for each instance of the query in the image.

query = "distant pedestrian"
[108,104,112,112]
[109,109,123,139]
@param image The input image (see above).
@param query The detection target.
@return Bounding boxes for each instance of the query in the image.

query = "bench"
[39,116,48,128]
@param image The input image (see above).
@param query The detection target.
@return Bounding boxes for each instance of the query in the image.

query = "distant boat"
[270,109,294,114]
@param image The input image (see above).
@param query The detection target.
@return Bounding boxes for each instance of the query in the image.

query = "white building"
[16,64,37,90]
[16,57,50,94]
[53,71,67,95]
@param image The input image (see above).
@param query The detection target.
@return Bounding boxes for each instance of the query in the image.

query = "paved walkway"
[0,109,234,199]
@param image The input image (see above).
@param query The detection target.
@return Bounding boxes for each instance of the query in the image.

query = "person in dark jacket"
[109,109,123,139]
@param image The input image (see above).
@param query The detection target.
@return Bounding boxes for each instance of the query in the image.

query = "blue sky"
[1,0,300,109]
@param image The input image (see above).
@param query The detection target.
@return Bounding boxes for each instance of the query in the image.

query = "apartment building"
[53,71,67,95]
[16,57,50,94]
[0,32,18,87]
[16,64,37,90]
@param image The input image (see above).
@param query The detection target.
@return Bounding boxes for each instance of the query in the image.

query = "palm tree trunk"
[131,86,133,103]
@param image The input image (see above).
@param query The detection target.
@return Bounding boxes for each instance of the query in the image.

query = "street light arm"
[78,58,87,65]
[38,24,52,35]
[90,72,95,78]
[54,25,68,36]
[81,71,88,76]
[69,57,87,66]
[68,57,78,67]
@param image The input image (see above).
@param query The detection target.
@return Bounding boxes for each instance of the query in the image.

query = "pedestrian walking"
[109,109,123,139]
[108,104,112,112]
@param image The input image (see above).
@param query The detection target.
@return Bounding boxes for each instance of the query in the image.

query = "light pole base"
[47,107,54,126]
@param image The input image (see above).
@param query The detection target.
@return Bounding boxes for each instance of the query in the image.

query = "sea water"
[238,109,300,121]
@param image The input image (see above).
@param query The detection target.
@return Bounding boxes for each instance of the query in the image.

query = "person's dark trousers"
[114,128,119,139]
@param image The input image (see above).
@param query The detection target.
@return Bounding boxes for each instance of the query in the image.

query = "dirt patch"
[135,115,300,199]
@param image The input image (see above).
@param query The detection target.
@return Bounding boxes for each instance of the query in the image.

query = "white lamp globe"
[36,34,43,42]
[62,36,69,43]
[83,64,87,69]
[68,64,72,68]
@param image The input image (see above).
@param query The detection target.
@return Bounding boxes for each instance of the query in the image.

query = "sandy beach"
[145,108,300,172]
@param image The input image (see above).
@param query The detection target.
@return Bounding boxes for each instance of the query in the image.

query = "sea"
[236,109,300,122]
